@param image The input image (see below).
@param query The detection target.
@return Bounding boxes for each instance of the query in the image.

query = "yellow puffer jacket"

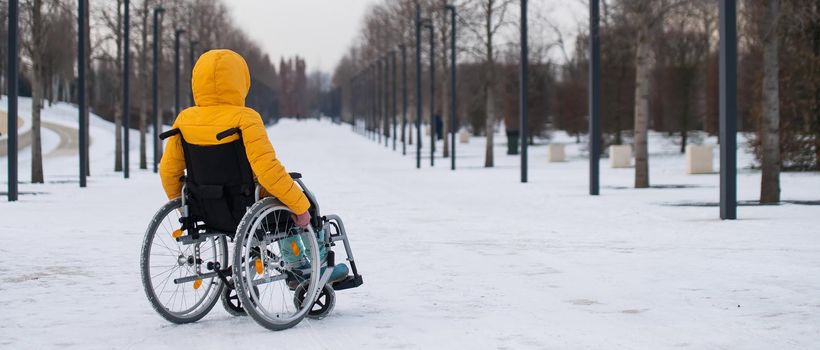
[159,49,310,215]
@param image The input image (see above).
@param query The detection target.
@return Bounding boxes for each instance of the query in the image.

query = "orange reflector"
[172,229,183,238]
[291,241,301,257]
[193,278,202,290]
[255,259,264,275]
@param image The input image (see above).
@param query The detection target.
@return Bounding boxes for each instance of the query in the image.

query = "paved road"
[42,120,84,159]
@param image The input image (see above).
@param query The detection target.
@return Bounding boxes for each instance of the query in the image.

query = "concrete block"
[609,145,632,168]
[459,129,470,144]
[686,144,714,174]
[547,144,566,162]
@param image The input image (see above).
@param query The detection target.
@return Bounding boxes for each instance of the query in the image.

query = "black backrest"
[177,131,256,233]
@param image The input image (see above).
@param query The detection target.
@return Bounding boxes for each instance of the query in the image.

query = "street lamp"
[415,4,425,169]
[390,49,397,151]
[152,6,164,173]
[123,0,131,179]
[719,0,738,220]
[382,55,388,147]
[589,0,601,195]
[7,0,19,201]
[445,5,457,171]
[78,0,88,186]
[399,45,408,155]
[423,21,435,167]
[370,63,377,141]
[376,59,382,144]
[520,0,528,183]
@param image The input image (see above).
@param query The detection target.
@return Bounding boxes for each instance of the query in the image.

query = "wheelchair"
[140,127,363,331]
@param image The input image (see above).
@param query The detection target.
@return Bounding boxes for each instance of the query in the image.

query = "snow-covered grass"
[1,106,819,349]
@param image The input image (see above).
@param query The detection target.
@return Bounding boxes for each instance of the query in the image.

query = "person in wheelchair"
[159,49,347,284]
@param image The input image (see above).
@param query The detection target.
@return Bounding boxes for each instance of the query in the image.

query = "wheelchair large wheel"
[140,198,228,324]
[233,198,322,331]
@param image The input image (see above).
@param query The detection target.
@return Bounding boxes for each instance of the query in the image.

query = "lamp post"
[152,6,164,173]
[415,4,424,169]
[349,75,355,131]
[445,5,457,171]
[123,0,131,179]
[400,44,407,156]
[719,0,737,220]
[589,0,601,195]
[78,0,88,187]
[370,63,377,141]
[174,29,185,118]
[391,50,397,151]
[382,55,388,147]
[7,0,19,201]
[424,22,435,167]
[378,59,383,144]
[520,0,528,183]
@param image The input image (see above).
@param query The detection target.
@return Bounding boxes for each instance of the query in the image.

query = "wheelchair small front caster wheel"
[294,282,335,320]
[222,283,259,317]
[221,283,246,316]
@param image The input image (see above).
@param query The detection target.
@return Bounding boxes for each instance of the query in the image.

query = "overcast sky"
[229,1,586,74]
[229,0,380,74]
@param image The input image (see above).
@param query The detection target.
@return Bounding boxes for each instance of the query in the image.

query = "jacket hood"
[192,49,251,107]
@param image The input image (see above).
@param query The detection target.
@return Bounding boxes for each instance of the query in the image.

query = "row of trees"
[0,0,321,183]
[332,0,819,203]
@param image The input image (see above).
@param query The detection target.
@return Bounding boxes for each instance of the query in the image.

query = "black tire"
[295,283,336,320]
[140,198,227,324]
[221,283,247,316]
[232,198,321,331]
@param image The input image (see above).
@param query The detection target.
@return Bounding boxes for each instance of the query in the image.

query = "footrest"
[332,275,363,290]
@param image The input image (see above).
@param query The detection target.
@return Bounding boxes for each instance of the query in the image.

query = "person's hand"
[293,211,311,228]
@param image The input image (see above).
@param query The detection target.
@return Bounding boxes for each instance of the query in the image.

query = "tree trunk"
[680,74,691,154]
[139,107,147,169]
[31,69,44,184]
[484,80,496,167]
[139,1,150,170]
[30,0,44,184]
[614,65,626,145]
[114,0,123,172]
[440,6,450,158]
[813,1,820,170]
[441,66,449,158]
[760,0,781,203]
[62,78,70,102]
[50,76,57,105]
[409,112,413,145]
[483,0,495,168]
[633,26,651,188]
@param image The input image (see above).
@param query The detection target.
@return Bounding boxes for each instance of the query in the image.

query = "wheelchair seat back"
[177,130,255,234]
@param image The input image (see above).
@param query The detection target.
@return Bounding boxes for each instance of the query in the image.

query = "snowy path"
[1,119,819,349]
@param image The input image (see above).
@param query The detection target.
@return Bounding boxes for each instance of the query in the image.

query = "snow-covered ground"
[1,104,819,349]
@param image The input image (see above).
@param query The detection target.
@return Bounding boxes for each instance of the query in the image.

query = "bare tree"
[620,0,685,188]
[97,0,124,172]
[136,0,152,170]
[20,0,48,183]
[462,0,514,167]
